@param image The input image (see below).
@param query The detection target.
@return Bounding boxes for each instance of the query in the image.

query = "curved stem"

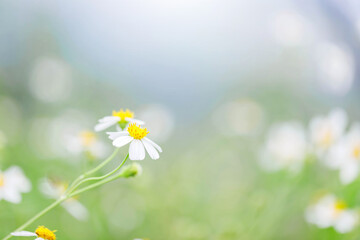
[3,149,123,240]
[65,148,120,195]
[69,171,126,198]
[67,154,129,194]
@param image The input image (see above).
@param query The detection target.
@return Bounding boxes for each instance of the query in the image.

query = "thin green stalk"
[69,171,126,198]
[67,154,128,194]
[2,197,66,240]
[65,148,120,195]
[3,149,123,240]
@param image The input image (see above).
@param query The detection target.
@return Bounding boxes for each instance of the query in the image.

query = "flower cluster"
[260,108,360,233]
[3,107,162,240]
[95,108,162,161]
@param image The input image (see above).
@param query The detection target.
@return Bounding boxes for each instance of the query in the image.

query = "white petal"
[129,140,145,160]
[339,162,359,185]
[127,118,145,125]
[143,137,162,152]
[112,136,133,148]
[4,166,31,193]
[62,200,89,221]
[11,231,37,237]
[334,210,358,233]
[35,238,45,240]
[329,108,348,138]
[106,131,129,140]
[142,139,159,160]
[38,178,61,199]
[94,116,120,132]
[3,187,22,203]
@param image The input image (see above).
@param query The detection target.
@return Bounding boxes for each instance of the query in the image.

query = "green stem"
[65,148,120,195]
[69,171,126,198]
[3,149,122,240]
[67,154,129,194]
[2,197,66,240]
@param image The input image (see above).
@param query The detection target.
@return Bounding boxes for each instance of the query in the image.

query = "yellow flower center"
[112,109,134,122]
[80,131,96,147]
[127,123,149,140]
[0,174,4,187]
[35,226,56,240]
[320,129,333,147]
[333,201,346,215]
[353,145,360,159]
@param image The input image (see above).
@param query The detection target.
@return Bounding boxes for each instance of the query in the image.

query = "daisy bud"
[121,163,143,178]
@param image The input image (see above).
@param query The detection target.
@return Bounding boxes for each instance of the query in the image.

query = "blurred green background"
[1,0,360,239]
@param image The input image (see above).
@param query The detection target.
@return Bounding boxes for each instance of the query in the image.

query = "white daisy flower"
[309,108,347,157]
[259,122,307,172]
[66,130,107,159]
[326,123,360,184]
[305,194,358,233]
[0,166,31,204]
[39,178,88,221]
[107,123,162,160]
[12,226,56,240]
[94,109,144,132]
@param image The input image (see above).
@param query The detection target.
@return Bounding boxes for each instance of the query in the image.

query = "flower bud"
[120,163,142,178]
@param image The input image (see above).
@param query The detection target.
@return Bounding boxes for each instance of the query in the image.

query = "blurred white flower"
[316,42,354,96]
[95,109,144,132]
[39,178,88,221]
[305,194,358,233]
[259,122,307,172]
[138,104,174,142]
[12,226,56,240]
[309,109,347,158]
[212,100,264,136]
[270,10,310,47]
[107,123,162,160]
[66,130,107,159]
[326,123,360,184]
[0,166,31,203]
[37,109,106,160]
[29,57,72,102]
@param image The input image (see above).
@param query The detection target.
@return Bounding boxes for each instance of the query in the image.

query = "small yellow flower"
[112,109,134,121]
[127,123,149,140]
[35,226,56,240]
[107,124,162,160]
[79,130,96,147]
[12,226,56,240]
[95,108,144,132]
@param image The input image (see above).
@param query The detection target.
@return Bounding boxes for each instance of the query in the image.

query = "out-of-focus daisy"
[0,166,31,203]
[270,10,310,47]
[305,194,358,233]
[212,100,264,136]
[326,123,360,184]
[95,109,144,132]
[316,42,354,96]
[39,178,88,221]
[107,123,162,160]
[259,122,307,172]
[309,109,347,157]
[66,130,107,159]
[12,226,56,240]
